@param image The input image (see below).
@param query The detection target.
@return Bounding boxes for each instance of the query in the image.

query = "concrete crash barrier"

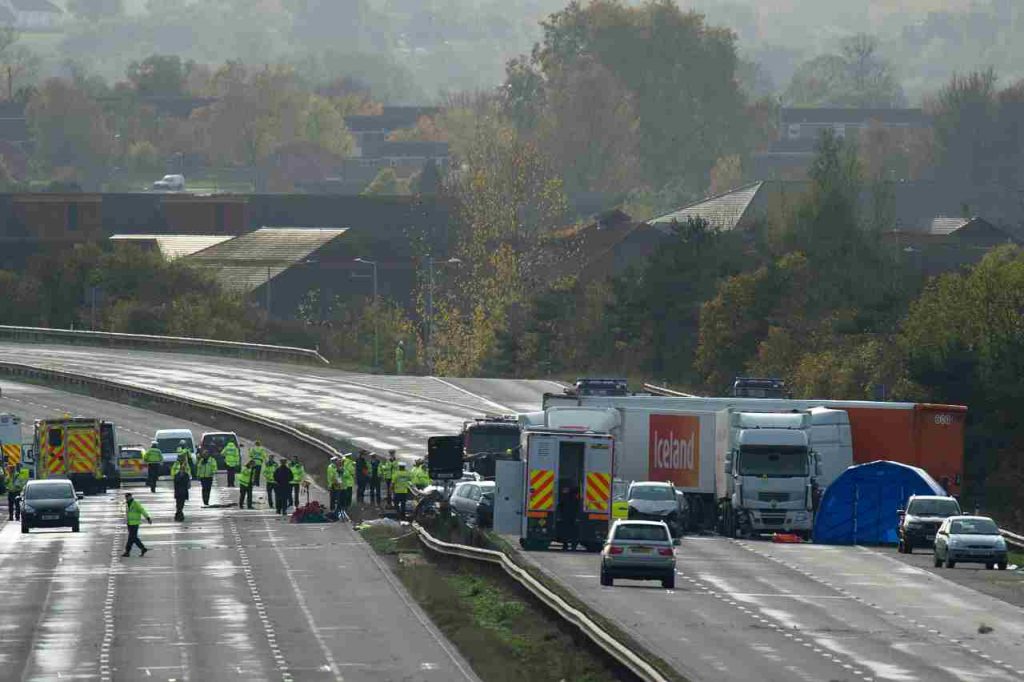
[412,522,677,682]
[0,325,329,366]
[0,361,341,486]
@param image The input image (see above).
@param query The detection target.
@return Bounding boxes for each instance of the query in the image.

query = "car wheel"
[72,522,80,533]
[21,521,29,534]
[986,562,994,570]
[600,570,612,587]
[945,557,956,568]
[998,561,1008,571]
[662,574,676,589]
[934,554,942,568]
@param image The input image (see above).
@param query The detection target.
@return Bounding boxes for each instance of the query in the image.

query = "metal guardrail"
[1000,528,1024,549]
[0,325,329,366]
[642,383,696,397]
[412,523,670,682]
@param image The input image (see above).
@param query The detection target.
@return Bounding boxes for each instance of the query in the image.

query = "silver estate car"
[933,515,1008,570]
[600,520,676,588]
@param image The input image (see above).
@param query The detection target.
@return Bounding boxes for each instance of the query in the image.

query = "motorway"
[0,381,478,682]
[3,344,1024,682]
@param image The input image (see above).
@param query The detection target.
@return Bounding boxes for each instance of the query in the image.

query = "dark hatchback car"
[200,432,239,470]
[449,480,495,527]
[898,495,962,553]
[21,479,83,534]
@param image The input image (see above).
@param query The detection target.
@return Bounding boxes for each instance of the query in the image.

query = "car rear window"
[950,518,999,535]
[630,485,674,501]
[614,524,669,542]
[119,450,142,461]
[907,498,961,516]
[25,483,74,500]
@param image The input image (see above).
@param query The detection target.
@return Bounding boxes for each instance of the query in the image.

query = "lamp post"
[354,258,379,370]
[426,257,461,374]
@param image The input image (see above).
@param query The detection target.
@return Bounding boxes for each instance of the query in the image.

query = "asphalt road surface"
[0,343,560,459]
[523,535,1024,682]
[0,382,478,682]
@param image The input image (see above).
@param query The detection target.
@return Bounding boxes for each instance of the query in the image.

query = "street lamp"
[426,257,461,374]
[354,258,379,370]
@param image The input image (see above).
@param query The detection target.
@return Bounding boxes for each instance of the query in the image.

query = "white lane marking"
[229,517,292,681]
[99,529,120,682]
[261,516,342,680]
[429,377,513,413]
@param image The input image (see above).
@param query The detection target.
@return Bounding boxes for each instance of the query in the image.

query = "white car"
[154,428,196,473]
[933,515,1008,570]
[152,174,185,192]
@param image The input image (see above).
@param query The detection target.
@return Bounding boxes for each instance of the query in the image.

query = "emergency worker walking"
[392,463,412,520]
[197,449,217,506]
[144,441,163,492]
[274,459,292,515]
[238,460,255,509]
[221,440,241,487]
[122,492,151,557]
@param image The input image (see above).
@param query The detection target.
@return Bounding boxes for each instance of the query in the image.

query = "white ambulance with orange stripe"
[509,408,618,552]
[33,417,118,495]
[0,413,24,469]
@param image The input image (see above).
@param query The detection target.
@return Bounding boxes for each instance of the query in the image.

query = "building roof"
[781,107,930,126]
[188,227,347,293]
[647,182,764,232]
[927,217,972,236]
[110,234,233,260]
[10,0,62,12]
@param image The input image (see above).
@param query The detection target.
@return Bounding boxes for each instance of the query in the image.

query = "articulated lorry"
[534,404,834,537]
[545,388,967,496]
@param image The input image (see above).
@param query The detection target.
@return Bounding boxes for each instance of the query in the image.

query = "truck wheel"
[998,561,1008,570]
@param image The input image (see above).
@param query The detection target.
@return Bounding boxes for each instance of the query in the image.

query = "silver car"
[600,520,676,588]
[933,515,1008,570]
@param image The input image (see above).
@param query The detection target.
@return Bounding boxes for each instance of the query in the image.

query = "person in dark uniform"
[556,484,580,551]
[171,455,191,522]
[355,451,368,504]
[369,454,382,506]
[274,458,292,516]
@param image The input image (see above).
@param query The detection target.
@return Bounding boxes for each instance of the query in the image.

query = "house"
[883,216,1019,275]
[647,182,773,233]
[5,0,63,30]
[108,234,233,260]
[753,107,933,180]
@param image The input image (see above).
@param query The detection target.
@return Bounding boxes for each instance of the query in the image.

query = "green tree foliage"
[126,54,188,96]
[504,0,746,195]
[361,167,411,195]
[785,34,904,107]
[26,78,113,180]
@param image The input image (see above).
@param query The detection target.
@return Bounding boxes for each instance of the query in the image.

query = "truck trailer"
[545,391,966,495]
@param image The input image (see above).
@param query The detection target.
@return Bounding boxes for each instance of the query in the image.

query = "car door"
[465,485,482,522]
[450,484,468,519]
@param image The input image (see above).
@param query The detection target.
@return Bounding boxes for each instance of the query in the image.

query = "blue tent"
[813,460,947,545]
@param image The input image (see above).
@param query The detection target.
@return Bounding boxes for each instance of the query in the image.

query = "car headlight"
[947,537,962,547]
[65,503,77,513]
[995,537,1007,550]
[791,512,808,521]
[22,504,35,514]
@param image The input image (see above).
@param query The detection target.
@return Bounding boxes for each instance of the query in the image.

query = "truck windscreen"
[738,446,808,477]
[465,429,519,454]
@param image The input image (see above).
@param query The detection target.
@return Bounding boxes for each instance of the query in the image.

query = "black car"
[200,431,239,470]
[449,480,495,527]
[21,479,83,534]
[898,495,962,553]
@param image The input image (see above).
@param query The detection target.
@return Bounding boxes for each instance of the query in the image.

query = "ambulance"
[33,416,118,494]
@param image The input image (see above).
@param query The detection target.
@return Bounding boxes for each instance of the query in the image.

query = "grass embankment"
[360,523,628,682]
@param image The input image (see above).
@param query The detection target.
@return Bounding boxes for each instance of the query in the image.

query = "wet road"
[0,343,559,459]
[523,535,1024,682]
[0,382,477,682]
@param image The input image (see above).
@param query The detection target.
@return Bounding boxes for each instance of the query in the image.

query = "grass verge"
[359,523,631,682]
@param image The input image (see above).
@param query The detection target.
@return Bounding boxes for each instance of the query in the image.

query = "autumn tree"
[786,34,904,108]
[26,78,113,180]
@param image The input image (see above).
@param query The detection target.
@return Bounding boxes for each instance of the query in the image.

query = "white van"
[154,428,196,472]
